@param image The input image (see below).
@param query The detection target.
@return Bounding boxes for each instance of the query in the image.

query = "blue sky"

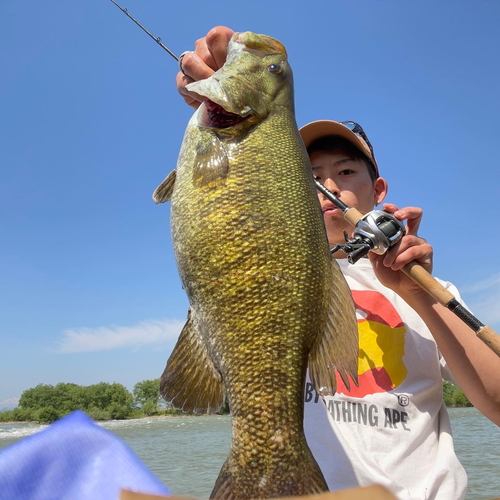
[1,0,500,407]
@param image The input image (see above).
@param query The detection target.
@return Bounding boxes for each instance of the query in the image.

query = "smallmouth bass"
[154,31,359,499]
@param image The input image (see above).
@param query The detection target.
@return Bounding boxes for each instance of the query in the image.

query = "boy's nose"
[323,178,339,197]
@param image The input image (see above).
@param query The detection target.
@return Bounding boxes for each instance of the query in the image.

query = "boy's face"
[310,148,388,249]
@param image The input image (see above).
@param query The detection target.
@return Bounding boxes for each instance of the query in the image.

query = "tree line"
[0,379,183,423]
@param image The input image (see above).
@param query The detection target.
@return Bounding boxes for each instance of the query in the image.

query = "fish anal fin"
[210,460,233,500]
[153,169,176,204]
[309,259,359,396]
[160,309,225,414]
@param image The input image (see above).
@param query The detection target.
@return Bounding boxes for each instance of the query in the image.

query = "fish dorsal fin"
[160,309,225,414]
[153,169,176,204]
[192,134,229,189]
[308,260,359,395]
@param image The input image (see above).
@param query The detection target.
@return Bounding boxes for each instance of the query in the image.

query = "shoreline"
[0,412,227,426]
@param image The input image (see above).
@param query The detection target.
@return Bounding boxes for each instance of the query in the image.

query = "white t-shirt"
[304,258,467,500]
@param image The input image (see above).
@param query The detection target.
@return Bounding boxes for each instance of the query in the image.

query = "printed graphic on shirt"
[304,382,411,431]
[336,290,408,397]
[305,384,412,431]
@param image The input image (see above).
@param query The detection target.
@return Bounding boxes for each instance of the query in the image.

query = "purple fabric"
[0,410,170,499]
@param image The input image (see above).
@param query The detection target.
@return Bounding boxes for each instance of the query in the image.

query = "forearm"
[404,291,500,426]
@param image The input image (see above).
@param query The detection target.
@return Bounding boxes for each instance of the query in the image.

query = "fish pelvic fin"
[309,259,360,395]
[160,309,225,414]
[153,169,176,204]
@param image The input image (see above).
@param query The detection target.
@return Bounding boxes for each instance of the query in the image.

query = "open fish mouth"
[201,99,249,129]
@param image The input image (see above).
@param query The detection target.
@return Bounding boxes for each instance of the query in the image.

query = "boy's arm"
[369,204,500,426]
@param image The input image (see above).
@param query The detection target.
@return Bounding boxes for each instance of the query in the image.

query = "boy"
[175,26,500,499]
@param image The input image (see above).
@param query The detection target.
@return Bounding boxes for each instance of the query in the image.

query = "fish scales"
[154,32,359,499]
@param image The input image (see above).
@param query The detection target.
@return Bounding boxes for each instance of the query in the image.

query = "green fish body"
[154,32,359,499]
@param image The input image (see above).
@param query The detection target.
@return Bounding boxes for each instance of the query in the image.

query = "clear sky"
[1,0,500,407]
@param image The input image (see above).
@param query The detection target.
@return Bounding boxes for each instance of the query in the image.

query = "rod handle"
[344,207,364,227]
[402,262,500,357]
[477,325,500,357]
[401,261,456,306]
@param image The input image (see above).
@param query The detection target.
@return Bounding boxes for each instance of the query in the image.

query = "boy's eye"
[339,169,355,175]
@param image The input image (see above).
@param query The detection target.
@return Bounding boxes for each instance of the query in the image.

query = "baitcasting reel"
[313,178,406,264]
[330,210,406,264]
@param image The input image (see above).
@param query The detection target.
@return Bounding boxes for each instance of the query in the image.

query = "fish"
[153,31,359,499]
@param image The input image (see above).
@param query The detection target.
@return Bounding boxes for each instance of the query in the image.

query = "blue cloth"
[0,411,170,500]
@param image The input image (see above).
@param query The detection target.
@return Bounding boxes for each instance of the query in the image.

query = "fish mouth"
[200,99,250,129]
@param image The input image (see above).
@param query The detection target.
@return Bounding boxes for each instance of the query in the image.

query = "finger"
[383,204,423,236]
[383,236,432,271]
[205,26,235,69]
[381,203,399,214]
[383,235,424,266]
[194,37,218,71]
[179,51,215,82]
[391,243,433,272]
[176,51,216,109]
[176,72,203,109]
[392,207,423,236]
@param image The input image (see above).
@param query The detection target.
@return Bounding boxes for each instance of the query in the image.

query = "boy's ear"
[374,177,388,206]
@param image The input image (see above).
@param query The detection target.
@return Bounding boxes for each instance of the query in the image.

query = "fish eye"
[267,63,282,74]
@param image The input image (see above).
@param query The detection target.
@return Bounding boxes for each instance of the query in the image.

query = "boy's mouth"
[322,202,340,215]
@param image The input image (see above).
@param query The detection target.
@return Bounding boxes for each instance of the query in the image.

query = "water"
[101,415,231,498]
[446,408,500,500]
[0,408,499,499]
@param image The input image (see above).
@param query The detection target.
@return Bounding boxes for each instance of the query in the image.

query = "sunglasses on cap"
[339,121,375,160]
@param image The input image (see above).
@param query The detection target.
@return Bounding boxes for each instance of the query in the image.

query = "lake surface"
[0,408,499,499]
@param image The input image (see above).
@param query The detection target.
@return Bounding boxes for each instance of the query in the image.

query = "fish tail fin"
[210,447,327,499]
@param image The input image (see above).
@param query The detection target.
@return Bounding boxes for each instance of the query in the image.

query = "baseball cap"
[299,120,379,177]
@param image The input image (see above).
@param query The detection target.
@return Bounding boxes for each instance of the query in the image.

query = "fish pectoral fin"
[153,169,176,204]
[160,309,225,414]
[308,260,359,396]
[192,134,229,189]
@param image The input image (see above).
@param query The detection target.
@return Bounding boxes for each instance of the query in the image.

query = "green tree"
[141,400,158,416]
[19,384,56,410]
[86,407,111,421]
[442,381,455,406]
[38,406,61,423]
[133,379,161,408]
[442,381,472,407]
[12,381,139,422]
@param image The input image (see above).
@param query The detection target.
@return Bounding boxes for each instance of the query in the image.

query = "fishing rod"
[110,0,185,66]
[316,180,500,357]
[109,0,500,359]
